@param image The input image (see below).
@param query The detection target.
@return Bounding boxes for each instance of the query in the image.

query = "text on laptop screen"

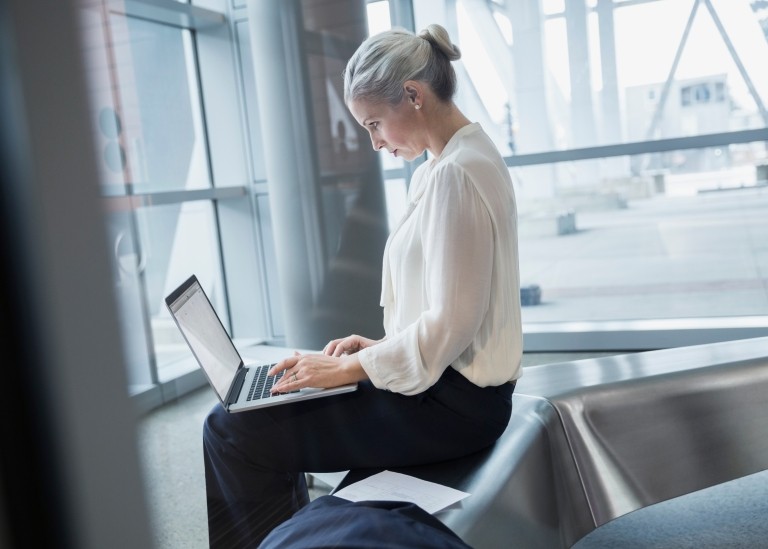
[168,281,241,399]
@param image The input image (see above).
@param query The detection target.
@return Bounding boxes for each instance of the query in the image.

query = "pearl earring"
[415,104,421,110]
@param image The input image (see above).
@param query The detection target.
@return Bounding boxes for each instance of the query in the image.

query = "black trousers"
[202,367,515,548]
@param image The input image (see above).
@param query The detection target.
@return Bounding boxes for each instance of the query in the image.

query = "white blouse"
[357,123,523,395]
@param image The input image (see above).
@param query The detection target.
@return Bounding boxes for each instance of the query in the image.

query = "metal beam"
[645,0,700,140]
[102,186,246,210]
[702,0,768,125]
[389,0,416,31]
[503,127,768,167]
[383,127,768,178]
[109,0,225,30]
[462,0,516,96]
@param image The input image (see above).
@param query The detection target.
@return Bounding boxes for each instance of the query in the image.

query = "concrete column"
[597,0,622,144]
[506,0,554,154]
[563,0,602,188]
[247,0,388,348]
[506,0,558,199]
[247,0,317,347]
[564,0,597,148]
[597,0,628,179]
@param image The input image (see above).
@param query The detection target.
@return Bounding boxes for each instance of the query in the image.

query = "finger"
[271,370,301,394]
[323,340,339,356]
[271,372,289,392]
[269,356,297,376]
[332,341,351,357]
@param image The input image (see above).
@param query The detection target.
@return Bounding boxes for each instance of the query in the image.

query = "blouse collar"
[431,122,480,165]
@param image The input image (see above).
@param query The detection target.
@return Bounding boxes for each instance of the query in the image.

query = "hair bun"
[418,24,461,61]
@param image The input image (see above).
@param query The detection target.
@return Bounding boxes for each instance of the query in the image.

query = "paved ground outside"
[518,185,768,323]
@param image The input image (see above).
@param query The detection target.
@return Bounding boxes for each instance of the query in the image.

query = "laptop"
[165,274,357,413]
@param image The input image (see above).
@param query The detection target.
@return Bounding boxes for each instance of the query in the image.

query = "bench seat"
[334,336,768,548]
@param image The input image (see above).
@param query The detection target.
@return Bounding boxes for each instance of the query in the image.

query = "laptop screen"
[166,277,242,400]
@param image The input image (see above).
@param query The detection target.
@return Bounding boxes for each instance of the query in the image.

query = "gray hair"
[343,24,461,105]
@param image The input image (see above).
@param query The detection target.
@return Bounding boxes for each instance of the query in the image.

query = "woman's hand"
[269,351,369,394]
[323,334,381,357]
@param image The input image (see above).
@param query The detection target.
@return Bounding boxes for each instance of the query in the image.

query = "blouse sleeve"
[358,162,494,394]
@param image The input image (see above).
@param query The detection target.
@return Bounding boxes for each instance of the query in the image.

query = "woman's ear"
[404,82,420,105]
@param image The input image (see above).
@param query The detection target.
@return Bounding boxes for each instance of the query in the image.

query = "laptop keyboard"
[246,365,299,401]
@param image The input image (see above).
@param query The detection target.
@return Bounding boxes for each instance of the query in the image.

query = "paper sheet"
[333,470,470,514]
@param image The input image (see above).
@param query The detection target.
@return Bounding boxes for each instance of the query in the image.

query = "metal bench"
[335,336,768,548]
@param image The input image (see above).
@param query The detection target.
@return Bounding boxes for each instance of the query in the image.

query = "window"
[404,0,768,346]
[693,83,711,104]
[681,86,692,107]
[79,0,260,403]
[79,0,768,402]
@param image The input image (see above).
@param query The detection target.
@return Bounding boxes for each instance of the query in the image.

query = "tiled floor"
[137,386,215,549]
[135,351,618,549]
[573,469,768,549]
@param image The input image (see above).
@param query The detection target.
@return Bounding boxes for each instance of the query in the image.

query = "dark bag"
[259,495,472,549]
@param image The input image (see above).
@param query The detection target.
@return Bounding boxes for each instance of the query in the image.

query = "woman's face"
[348,96,424,161]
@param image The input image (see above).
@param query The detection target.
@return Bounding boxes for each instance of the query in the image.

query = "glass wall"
[79,0,255,401]
[77,0,767,407]
[390,0,768,334]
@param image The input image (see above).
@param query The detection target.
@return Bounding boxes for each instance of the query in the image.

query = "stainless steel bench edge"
[443,394,594,549]
[452,337,768,548]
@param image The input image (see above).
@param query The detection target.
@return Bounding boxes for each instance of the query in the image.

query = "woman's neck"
[425,102,471,158]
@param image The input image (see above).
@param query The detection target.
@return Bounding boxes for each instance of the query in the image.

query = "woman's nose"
[370,135,384,151]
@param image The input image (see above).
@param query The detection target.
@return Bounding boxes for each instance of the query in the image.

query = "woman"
[203,23,522,548]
